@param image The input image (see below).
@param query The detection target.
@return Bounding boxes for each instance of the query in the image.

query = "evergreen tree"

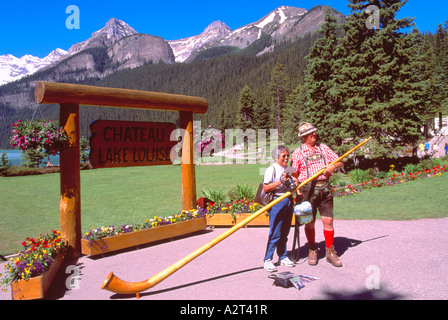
[282,84,307,145]
[433,24,448,128]
[252,100,273,132]
[303,6,342,146]
[328,0,424,157]
[269,63,290,141]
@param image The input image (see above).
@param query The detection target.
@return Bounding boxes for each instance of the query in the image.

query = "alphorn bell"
[101,137,373,298]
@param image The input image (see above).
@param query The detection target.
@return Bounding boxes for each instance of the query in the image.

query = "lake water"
[0,149,60,167]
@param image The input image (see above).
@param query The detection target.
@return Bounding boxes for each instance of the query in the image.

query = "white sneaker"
[280,257,296,267]
[263,259,277,272]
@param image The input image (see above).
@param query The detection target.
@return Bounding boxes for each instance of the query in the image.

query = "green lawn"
[335,173,448,220]
[1,164,447,256]
[0,164,267,256]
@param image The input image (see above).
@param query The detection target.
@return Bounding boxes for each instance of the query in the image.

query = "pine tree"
[433,24,448,128]
[303,6,342,146]
[236,85,255,130]
[328,0,425,157]
[282,84,307,145]
[216,98,232,131]
[252,100,273,131]
[269,63,290,141]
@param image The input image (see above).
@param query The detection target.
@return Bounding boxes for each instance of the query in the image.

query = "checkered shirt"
[291,143,339,182]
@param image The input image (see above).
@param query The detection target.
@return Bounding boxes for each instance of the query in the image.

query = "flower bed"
[0,231,66,300]
[81,210,207,256]
[206,212,296,227]
[206,199,262,227]
[333,164,447,197]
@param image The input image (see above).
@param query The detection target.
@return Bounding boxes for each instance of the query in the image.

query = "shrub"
[329,172,347,187]
[228,184,255,201]
[376,171,388,179]
[350,168,369,184]
[0,152,12,175]
[403,163,419,175]
[201,188,226,203]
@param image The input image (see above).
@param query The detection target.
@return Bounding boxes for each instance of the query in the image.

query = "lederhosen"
[291,145,334,261]
[299,145,334,219]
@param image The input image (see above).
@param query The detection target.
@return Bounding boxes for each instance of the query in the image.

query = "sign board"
[89,120,177,168]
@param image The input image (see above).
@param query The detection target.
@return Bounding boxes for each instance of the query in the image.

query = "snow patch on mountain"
[0,48,67,85]
[168,20,231,63]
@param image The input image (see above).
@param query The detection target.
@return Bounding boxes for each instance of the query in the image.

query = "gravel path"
[1,218,447,301]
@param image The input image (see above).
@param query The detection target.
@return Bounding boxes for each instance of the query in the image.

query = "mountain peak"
[253,6,307,29]
[67,18,138,55]
[168,20,231,63]
[202,20,231,35]
[93,18,138,39]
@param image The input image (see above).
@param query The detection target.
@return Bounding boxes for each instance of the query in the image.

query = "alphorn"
[101,137,373,297]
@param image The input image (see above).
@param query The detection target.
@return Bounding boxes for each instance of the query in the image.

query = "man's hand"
[324,163,341,178]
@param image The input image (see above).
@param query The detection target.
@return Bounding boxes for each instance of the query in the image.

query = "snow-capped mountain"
[0,48,67,85]
[169,20,231,63]
[0,5,343,87]
[219,6,307,47]
[169,6,308,62]
[0,18,138,86]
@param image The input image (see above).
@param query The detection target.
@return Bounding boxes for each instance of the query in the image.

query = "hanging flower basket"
[81,211,207,256]
[10,119,70,156]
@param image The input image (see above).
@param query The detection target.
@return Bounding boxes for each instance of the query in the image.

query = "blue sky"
[1,0,446,58]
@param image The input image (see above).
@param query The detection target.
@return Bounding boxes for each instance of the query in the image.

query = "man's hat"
[298,122,317,137]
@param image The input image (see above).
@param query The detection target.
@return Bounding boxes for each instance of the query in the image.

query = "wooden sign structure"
[34,81,208,258]
[89,120,177,168]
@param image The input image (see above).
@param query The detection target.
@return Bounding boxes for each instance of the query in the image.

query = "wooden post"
[35,82,208,256]
[59,104,81,259]
[179,111,196,211]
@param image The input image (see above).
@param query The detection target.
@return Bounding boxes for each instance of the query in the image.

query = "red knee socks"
[323,229,334,248]
[305,227,316,247]
[306,228,335,248]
